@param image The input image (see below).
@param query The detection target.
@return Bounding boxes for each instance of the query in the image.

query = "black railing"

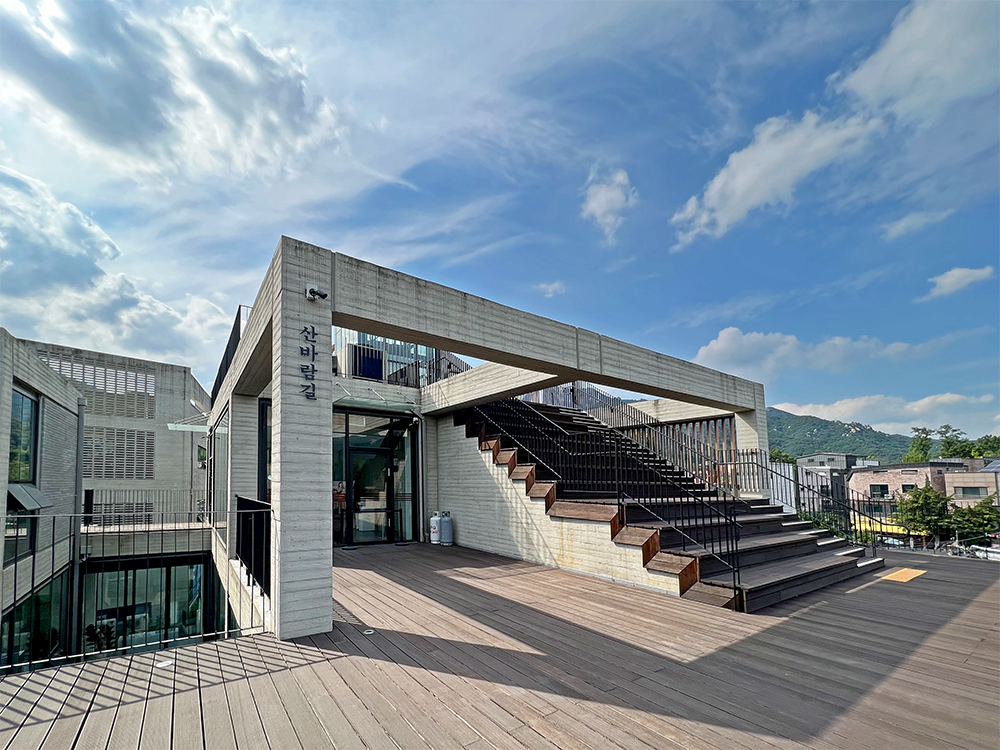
[1,508,270,674]
[473,398,742,592]
[735,450,893,556]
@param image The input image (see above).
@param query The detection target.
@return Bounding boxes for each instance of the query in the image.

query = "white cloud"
[881,209,955,240]
[774,393,997,437]
[534,281,565,298]
[668,295,782,329]
[694,326,992,381]
[605,255,637,273]
[670,111,879,249]
[672,1,999,249]
[0,1,344,184]
[916,266,995,302]
[0,165,231,367]
[834,2,999,124]
[581,167,638,244]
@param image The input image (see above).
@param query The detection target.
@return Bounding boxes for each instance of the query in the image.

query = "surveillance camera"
[306,287,329,301]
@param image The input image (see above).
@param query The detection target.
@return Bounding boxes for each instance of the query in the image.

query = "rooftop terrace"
[0,544,997,749]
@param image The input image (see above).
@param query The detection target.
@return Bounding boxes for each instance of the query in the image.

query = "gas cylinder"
[439,511,454,546]
[429,511,441,544]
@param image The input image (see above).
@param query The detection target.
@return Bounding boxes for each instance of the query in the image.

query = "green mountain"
[767,408,917,463]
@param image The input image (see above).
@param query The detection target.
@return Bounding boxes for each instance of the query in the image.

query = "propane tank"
[439,511,454,546]
[429,511,441,544]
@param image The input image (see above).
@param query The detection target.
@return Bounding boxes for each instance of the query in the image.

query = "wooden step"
[509,464,534,481]
[681,581,737,610]
[495,448,517,473]
[546,501,618,523]
[612,526,659,565]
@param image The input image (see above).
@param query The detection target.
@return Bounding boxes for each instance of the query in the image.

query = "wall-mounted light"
[305,287,328,301]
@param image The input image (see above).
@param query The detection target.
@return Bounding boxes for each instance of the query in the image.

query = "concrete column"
[229,395,259,501]
[270,238,334,639]
[734,382,769,454]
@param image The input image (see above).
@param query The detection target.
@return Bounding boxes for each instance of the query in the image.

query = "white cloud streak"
[774,393,997,437]
[881,209,955,240]
[694,325,992,381]
[0,165,230,367]
[916,266,995,302]
[672,1,999,249]
[534,281,566,298]
[670,112,879,249]
[581,167,638,244]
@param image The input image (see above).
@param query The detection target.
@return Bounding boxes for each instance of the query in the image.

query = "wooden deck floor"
[0,544,997,749]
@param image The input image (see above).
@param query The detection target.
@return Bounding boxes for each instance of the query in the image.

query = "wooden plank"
[73,655,133,750]
[38,660,109,750]
[137,653,175,750]
[214,640,268,750]
[0,669,59,749]
[195,642,237,750]
[107,652,155,750]
[170,646,203,750]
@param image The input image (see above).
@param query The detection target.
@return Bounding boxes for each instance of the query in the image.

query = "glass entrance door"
[351,451,392,543]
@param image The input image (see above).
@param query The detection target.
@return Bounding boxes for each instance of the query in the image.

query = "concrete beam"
[324,245,761,412]
[421,363,565,415]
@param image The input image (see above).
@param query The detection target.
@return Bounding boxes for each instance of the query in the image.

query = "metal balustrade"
[1,507,271,674]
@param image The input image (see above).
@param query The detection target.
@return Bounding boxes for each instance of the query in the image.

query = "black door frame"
[335,408,420,547]
[347,446,396,545]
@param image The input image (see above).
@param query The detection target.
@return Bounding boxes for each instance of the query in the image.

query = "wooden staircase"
[455,402,883,613]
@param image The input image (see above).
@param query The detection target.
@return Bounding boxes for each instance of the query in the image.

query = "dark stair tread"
[546,502,619,522]
[631,511,796,531]
[704,550,865,590]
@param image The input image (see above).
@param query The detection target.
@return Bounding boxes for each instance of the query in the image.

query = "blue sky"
[0,0,997,437]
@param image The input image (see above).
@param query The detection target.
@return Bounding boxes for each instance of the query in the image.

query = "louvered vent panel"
[83,427,155,480]
[39,353,156,419]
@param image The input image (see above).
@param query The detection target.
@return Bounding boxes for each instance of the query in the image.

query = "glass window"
[901,484,916,493]
[393,418,416,542]
[869,484,890,498]
[8,388,38,484]
[1,570,68,669]
[957,487,988,497]
[349,414,391,449]
[4,503,36,565]
[208,410,229,515]
[333,412,348,545]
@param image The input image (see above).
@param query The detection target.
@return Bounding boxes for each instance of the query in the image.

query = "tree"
[901,427,933,463]
[972,435,1000,459]
[895,482,952,548]
[937,424,975,459]
[769,447,796,464]
[951,496,1000,546]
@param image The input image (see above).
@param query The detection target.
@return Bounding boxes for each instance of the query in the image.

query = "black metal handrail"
[733,450,892,556]
[1,508,271,674]
[475,398,742,591]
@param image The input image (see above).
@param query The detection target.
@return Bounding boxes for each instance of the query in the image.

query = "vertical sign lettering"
[299,325,318,400]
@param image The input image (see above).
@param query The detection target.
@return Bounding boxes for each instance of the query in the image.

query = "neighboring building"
[848,459,1000,507]
[2,329,237,672]
[0,328,84,666]
[796,452,879,471]
[25,339,210,516]
[796,452,880,501]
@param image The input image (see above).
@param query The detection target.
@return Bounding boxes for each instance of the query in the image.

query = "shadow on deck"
[0,544,996,749]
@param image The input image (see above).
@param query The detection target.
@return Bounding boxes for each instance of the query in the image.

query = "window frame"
[8,385,40,485]
[869,484,890,499]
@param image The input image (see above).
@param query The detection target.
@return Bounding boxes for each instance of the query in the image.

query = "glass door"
[351,451,392,543]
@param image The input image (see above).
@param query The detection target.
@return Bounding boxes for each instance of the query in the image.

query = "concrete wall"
[434,416,680,596]
[26,339,209,498]
[0,329,84,613]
